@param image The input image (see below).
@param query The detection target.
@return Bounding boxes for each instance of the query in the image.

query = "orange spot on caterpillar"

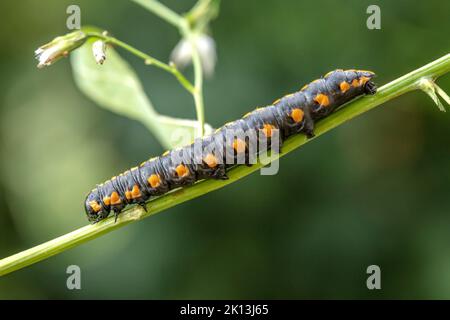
[89,201,102,213]
[290,108,304,123]
[148,174,161,188]
[203,153,218,168]
[125,190,132,200]
[314,93,330,107]
[262,124,276,137]
[340,81,350,93]
[352,78,360,87]
[359,76,370,85]
[131,184,141,199]
[175,164,189,177]
[232,138,246,153]
[110,191,121,205]
[103,196,111,206]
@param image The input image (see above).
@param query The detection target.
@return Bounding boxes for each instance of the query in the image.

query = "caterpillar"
[85,69,377,223]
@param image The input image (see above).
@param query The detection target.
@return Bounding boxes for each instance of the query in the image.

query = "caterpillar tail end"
[364,80,377,95]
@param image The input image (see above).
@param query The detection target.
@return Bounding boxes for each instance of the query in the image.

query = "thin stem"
[185,31,206,137]
[185,0,211,27]
[85,31,195,94]
[169,62,196,94]
[130,0,183,28]
[1,54,449,277]
[186,0,218,33]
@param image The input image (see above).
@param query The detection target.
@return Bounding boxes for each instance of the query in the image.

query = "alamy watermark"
[366,5,381,30]
[66,265,81,290]
[66,5,81,30]
[366,265,381,290]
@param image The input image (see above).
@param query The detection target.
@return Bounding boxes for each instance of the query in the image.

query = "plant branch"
[184,30,206,137]
[130,0,184,28]
[84,30,195,94]
[1,53,449,277]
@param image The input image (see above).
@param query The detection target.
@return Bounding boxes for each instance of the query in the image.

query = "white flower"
[92,40,107,65]
[170,34,217,77]
[35,30,87,68]
[35,45,64,68]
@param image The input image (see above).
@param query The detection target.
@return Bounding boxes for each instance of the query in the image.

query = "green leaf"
[71,40,156,121]
[70,40,212,149]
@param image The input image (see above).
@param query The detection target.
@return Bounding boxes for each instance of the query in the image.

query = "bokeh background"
[0,0,449,299]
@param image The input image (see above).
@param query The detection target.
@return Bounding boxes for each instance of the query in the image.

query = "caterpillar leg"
[91,209,110,224]
[197,163,229,180]
[137,201,148,212]
[270,134,283,154]
[113,207,121,223]
[112,200,147,223]
[211,166,229,179]
[245,140,258,167]
[305,128,315,139]
[303,111,315,138]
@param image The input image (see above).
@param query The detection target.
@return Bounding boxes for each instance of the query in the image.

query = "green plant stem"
[186,0,212,24]
[1,54,449,277]
[185,30,206,137]
[131,0,207,137]
[131,0,184,28]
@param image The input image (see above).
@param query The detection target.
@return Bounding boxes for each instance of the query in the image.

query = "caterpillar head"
[84,190,108,223]
[356,70,377,95]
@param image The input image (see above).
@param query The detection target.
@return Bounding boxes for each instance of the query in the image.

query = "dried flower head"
[35,30,87,68]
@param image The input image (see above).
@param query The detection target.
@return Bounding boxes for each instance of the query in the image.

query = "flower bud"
[92,40,107,65]
[35,30,87,68]
[170,34,217,77]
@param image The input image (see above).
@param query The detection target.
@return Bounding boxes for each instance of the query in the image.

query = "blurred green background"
[0,0,449,299]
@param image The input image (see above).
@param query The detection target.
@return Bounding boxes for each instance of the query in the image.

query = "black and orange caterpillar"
[85,69,377,223]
